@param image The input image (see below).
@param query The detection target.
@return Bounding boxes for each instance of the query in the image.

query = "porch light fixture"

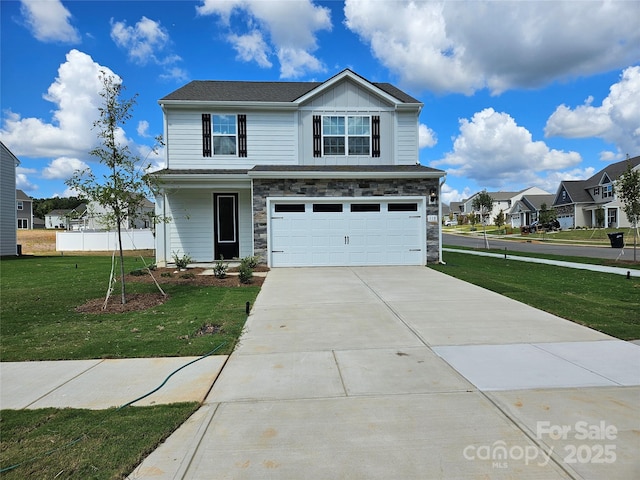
[429,188,438,203]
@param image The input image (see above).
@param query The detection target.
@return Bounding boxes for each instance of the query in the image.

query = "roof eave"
[158,100,298,110]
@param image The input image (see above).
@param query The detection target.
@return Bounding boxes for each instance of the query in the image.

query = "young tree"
[539,203,558,227]
[494,209,505,233]
[67,72,162,304]
[616,159,640,262]
[595,207,605,228]
[472,190,494,248]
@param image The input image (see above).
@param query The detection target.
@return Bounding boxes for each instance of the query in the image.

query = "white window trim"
[322,115,371,156]
[212,114,238,156]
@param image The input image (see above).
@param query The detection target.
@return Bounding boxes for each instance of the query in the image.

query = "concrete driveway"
[130,267,640,480]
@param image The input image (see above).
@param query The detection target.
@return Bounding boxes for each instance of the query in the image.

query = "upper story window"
[594,187,599,196]
[603,184,613,198]
[313,115,380,158]
[322,116,370,155]
[213,115,237,155]
[202,114,247,157]
[17,200,23,211]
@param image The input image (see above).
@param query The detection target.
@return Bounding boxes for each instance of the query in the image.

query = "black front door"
[214,193,239,259]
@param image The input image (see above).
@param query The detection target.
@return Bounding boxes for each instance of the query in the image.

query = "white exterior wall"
[395,111,420,166]
[0,144,17,256]
[165,109,298,170]
[163,188,252,263]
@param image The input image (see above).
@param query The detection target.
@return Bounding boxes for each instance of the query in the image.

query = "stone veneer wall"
[252,177,441,265]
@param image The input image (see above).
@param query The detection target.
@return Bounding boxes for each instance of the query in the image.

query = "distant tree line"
[32,197,86,219]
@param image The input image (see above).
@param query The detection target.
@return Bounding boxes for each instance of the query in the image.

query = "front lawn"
[0,403,198,479]
[0,255,260,361]
[431,251,640,340]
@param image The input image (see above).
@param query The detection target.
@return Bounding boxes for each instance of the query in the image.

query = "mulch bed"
[75,266,266,314]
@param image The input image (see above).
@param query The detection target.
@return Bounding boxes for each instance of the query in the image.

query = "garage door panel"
[269,199,426,267]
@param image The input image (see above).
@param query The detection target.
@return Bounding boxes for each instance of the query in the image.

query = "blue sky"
[1,0,639,205]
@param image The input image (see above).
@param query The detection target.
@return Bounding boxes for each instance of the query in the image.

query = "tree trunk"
[117,220,126,304]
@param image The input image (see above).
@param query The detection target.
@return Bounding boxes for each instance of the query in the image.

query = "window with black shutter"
[238,114,247,157]
[372,115,380,157]
[313,115,322,157]
[202,113,212,157]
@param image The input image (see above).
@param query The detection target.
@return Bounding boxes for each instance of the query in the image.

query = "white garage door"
[269,198,426,267]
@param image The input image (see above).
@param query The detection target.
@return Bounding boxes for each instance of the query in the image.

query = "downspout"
[439,174,447,264]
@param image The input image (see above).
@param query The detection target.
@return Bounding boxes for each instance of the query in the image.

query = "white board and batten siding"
[164,189,252,262]
[165,109,298,170]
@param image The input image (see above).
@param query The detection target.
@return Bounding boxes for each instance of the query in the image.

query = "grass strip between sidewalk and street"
[431,251,640,340]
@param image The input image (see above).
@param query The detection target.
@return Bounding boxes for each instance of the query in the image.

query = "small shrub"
[238,256,254,284]
[129,268,146,276]
[214,256,228,279]
[172,250,191,269]
[243,255,259,269]
[180,272,195,279]
[161,272,172,278]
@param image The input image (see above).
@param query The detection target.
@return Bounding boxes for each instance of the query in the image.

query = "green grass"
[444,244,640,270]
[0,403,199,479]
[0,255,260,361]
[431,251,640,340]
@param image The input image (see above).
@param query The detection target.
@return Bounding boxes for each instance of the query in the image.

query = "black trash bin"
[607,232,624,248]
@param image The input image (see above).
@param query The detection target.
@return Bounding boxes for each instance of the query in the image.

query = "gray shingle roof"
[160,70,421,104]
[250,165,443,174]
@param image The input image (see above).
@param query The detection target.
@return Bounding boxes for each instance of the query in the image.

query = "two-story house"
[1,142,19,255]
[16,190,33,230]
[462,187,549,225]
[153,70,445,267]
[553,156,640,229]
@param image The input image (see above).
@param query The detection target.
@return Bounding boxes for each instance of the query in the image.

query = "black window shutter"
[238,114,247,157]
[372,115,380,157]
[313,115,322,157]
[202,113,212,157]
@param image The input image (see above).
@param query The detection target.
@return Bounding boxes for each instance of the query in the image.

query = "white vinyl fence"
[56,229,155,251]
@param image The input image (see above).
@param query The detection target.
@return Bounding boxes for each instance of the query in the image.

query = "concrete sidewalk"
[128,267,640,480]
[444,247,640,277]
[0,356,227,410]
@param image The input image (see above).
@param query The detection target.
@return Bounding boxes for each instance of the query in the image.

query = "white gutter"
[439,174,447,264]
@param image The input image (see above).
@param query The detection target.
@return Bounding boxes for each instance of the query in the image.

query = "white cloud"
[16,166,38,192]
[111,16,168,64]
[197,0,332,78]
[0,49,116,158]
[344,0,640,95]
[20,0,80,43]
[137,120,150,138]
[42,157,89,179]
[110,16,185,80]
[229,31,272,68]
[545,66,640,157]
[432,108,581,189]
[419,124,437,149]
[441,183,471,204]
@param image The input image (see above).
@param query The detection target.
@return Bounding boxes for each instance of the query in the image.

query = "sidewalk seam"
[23,359,105,409]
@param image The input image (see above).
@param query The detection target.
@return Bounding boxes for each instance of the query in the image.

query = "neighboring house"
[74,200,154,230]
[153,69,446,267]
[509,194,556,228]
[553,156,640,229]
[448,202,465,222]
[46,208,73,229]
[16,189,33,230]
[463,187,549,225]
[1,142,18,255]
